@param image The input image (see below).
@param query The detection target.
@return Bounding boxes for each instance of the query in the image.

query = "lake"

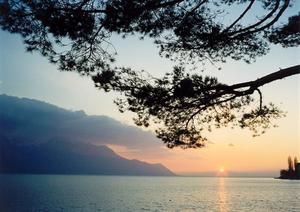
[0,175,299,211]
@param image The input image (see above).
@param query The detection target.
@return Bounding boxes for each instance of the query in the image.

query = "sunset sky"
[0,2,299,175]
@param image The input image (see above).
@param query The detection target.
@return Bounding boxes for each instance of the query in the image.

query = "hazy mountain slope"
[0,95,174,176]
[0,94,161,149]
[0,139,174,176]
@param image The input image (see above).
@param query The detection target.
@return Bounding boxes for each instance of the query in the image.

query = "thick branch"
[190,65,300,106]
[230,64,300,90]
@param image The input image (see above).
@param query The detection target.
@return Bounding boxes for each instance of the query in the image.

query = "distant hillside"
[0,95,174,176]
[0,139,174,176]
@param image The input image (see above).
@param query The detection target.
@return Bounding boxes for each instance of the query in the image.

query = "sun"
[217,167,227,177]
[216,167,228,177]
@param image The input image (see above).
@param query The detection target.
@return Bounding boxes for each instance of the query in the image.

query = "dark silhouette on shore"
[279,156,300,180]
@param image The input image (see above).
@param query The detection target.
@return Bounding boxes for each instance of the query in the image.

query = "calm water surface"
[0,175,299,212]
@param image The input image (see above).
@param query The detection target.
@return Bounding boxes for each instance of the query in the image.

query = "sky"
[0,2,299,175]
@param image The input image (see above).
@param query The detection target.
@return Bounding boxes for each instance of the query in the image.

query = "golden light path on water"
[218,178,229,212]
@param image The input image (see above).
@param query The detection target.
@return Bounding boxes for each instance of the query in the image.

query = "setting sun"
[216,167,227,177]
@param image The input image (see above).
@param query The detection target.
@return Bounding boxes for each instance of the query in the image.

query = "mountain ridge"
[0,94,175,176]
[0,137,175,176]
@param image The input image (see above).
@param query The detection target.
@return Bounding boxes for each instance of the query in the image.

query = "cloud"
[228,143,235,147]
[0,94,171,159]
[0,95,161,149]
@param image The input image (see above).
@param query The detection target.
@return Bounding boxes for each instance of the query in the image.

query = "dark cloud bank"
[0,94,163,149]
[0,94,174,175]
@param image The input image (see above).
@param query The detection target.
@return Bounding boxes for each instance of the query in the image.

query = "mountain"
[0,94,175,176]
[0,139,174,176]
[0,94,160,148]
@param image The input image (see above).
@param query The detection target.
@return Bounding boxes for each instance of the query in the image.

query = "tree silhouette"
[279,156,299,179]
[288,156,293,172]
[294,157,298,171]
[1,0,299,148]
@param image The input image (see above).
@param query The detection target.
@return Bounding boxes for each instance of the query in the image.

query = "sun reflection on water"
[218,178,229,212]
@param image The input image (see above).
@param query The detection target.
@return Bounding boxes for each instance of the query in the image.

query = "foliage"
[92,66,286,148]
[1,0,299,148]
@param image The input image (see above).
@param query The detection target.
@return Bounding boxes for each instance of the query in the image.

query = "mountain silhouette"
[0,94,174,176]
[0,139,174,176]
